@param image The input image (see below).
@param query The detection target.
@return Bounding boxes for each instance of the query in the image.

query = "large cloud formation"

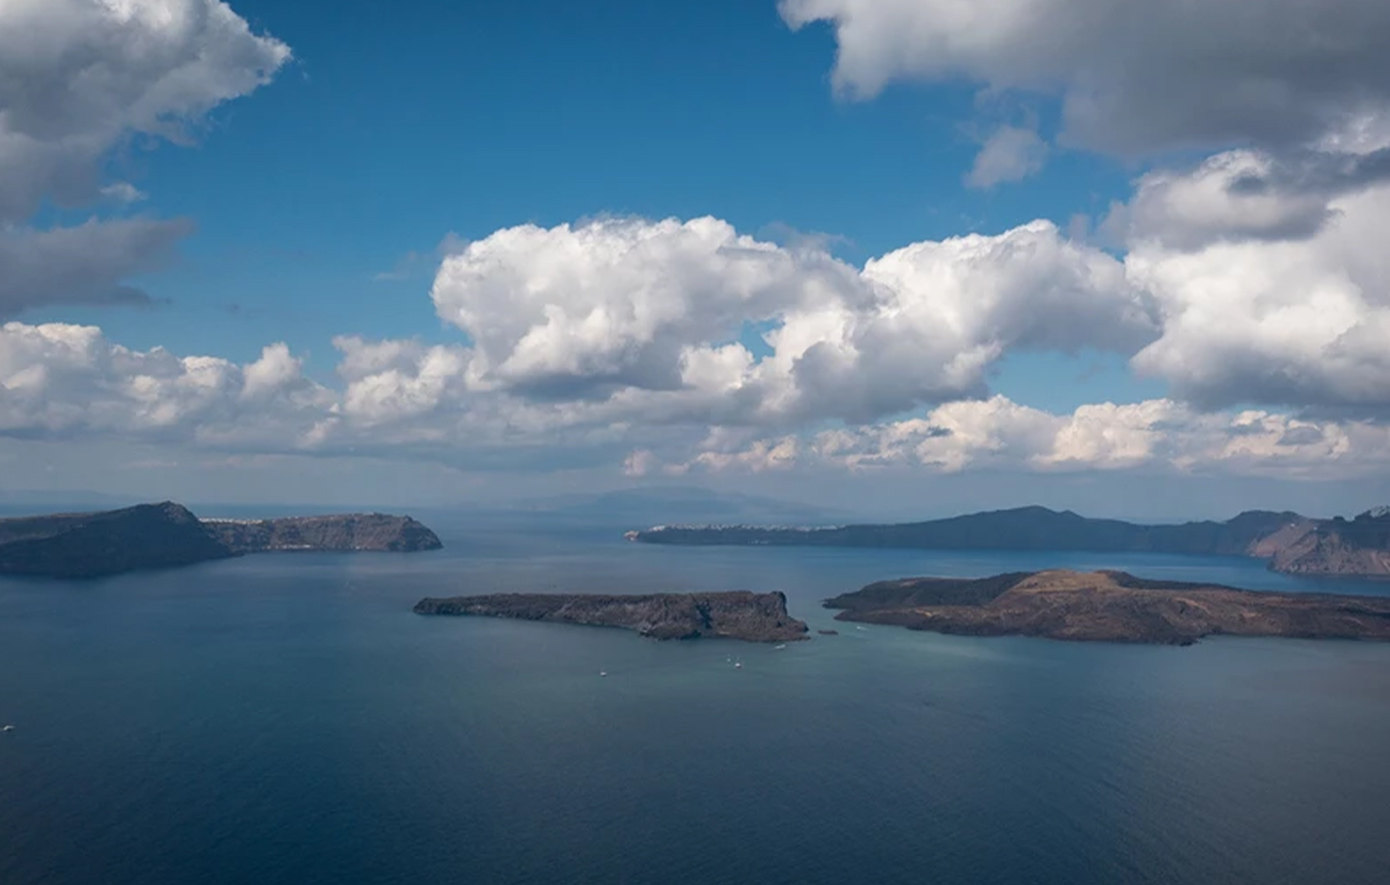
[773,0,1390,421]
[4,0,1389,487]
[778,0,1390,155]
[0,321,330,449]
[0,0,289,220]
[430,216,1155,425]
[5,187,1389,477]
[645,398,1390,480]
[5,319,1387,481]
[0,0,289,317]
[1118,143,1390,415]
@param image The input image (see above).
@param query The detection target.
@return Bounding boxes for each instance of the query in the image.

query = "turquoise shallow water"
[2,512,1389,885]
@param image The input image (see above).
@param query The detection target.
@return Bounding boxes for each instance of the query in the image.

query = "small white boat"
[599,671,608,677]
[2,724,13,732]
[734,661,743,669]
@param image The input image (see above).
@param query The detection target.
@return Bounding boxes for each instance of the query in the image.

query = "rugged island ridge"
[825,569,1390,646]
[203,513,442,553]
[0,502,442,579]
[627,505,1390,577]
[414,591,809,642]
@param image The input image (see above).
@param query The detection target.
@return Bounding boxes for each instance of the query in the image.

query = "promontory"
[825,569,1390,646]
[0,502,442,579]
[414,591,809,643]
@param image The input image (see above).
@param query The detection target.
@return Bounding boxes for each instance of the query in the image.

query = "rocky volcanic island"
[825,569,1390,646]
[414,591,809,643]
[0,502,442,579]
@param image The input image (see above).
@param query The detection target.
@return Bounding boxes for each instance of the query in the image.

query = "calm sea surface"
[3,511,1390,885]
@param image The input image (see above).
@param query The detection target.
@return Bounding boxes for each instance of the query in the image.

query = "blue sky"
[61,0,1129,393]
[3,0,1390,517]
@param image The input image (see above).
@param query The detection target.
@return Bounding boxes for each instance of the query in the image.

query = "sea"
[2,509,1390,885]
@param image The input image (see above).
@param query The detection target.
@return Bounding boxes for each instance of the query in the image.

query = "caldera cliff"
[414,591,809,642]
[628,505,1390,577]
[0,502,235,579]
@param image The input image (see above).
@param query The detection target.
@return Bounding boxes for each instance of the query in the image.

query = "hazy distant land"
[629,505,1390,577]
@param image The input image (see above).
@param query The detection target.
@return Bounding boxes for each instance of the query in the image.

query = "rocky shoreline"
[414,591,809,642]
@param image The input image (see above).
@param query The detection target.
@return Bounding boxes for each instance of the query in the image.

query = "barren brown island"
[414,591,809,643]
[826,570,1390,646]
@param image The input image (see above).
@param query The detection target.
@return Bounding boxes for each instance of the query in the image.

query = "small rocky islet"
[414,591,809,643]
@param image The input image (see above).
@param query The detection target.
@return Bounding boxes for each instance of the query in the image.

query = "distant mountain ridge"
[0,502,442,579]
[629,505,1390,577]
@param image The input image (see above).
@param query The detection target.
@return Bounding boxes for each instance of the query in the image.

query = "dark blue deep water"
[3,512,1390,885]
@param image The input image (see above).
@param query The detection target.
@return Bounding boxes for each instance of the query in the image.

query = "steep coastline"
[0,503,235,579]
[628,506,1390,577]
[0,503,442,579]
[825,569,1390,646]
[414,591,809,642]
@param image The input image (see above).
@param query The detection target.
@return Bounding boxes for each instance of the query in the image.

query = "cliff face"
[1261,510,1390,576]
[414,591,809,642]
[825,570,1390,646]
[0,502,235,579]
[204,514,443,553]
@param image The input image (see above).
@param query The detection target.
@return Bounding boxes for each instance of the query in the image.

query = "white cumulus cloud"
[779,0,1390,155]
[0,321,331,449]
[429,215,1156,427]
[1127,177,1390,414]
[659,396,1390,480]
[0,0,288,318]
[0,0,290,221]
